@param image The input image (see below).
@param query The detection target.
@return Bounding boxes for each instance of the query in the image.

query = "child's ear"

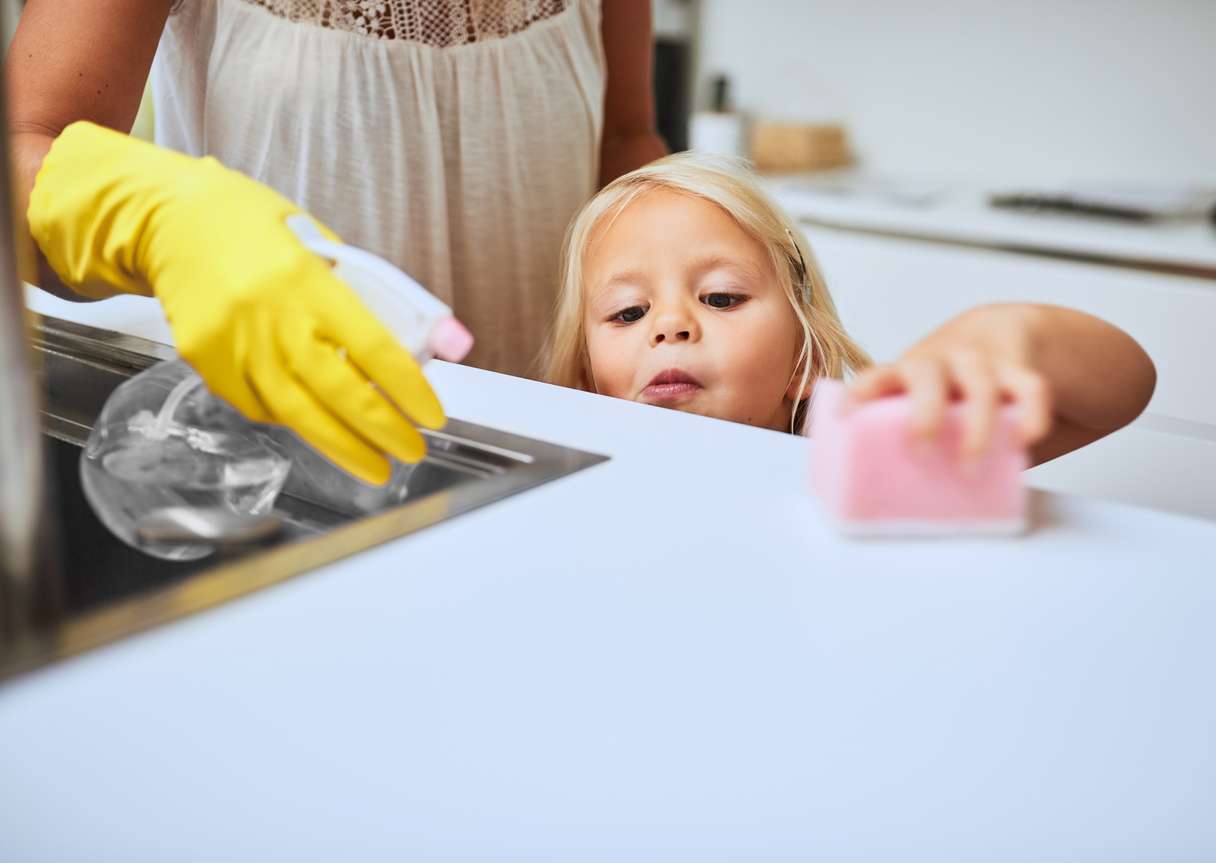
[786,352,816,401]
[580,359,599,394]
[785,374,815,402]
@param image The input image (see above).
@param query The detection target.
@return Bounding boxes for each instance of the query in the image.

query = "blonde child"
[543,153,1156,466]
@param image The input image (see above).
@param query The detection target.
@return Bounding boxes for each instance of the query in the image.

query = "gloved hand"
[28,121,444,485]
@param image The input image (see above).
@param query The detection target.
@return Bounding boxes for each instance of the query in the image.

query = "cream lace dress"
[151,0,606,378]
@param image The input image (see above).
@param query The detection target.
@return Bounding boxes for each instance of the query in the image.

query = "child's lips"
[641,369,703,403]
[642,382,702,403]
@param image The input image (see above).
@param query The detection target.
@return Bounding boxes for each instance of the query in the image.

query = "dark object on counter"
[710,74,731,113]
[989,193,1155,222]
[654,35,691,151]
[991,185,1216,223]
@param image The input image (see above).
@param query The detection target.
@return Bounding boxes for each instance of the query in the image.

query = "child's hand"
[846,306,1053,458]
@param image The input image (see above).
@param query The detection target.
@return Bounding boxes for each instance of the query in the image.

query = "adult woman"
[8,0,665,483]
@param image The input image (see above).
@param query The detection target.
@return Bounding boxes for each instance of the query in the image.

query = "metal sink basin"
[0,315,605,682]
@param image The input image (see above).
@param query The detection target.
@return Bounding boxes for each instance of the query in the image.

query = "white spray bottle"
[80,221,474,560]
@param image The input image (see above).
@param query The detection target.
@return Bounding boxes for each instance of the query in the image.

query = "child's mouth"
[641,369,703,404]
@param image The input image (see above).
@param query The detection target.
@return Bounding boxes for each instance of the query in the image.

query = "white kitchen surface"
[768,175,1216,274]
[3,291,1215,861]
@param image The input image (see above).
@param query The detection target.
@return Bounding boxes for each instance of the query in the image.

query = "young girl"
[543,153,1156,466]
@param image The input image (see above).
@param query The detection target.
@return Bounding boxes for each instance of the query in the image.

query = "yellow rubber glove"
[28,121,444,485]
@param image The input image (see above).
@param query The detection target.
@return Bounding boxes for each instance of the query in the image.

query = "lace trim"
[241,0,572,45]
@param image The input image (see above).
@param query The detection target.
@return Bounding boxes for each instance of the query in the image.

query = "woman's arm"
[6,0,172,300]
[599,0,668,187]
[849,303,1157,466]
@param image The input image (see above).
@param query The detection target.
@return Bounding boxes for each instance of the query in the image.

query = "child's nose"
[649,307,701,347]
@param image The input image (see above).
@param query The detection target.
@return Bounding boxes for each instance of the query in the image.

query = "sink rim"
[2,315,608,684]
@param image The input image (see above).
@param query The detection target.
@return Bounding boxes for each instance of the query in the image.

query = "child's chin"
[665,400,790,431]
[654,400,727,422]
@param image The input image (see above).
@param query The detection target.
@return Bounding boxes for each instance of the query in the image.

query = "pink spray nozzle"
[428,317,475,363]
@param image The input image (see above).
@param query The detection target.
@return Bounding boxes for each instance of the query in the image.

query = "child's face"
[582,190,805,430]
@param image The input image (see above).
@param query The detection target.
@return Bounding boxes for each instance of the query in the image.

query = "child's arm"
[847,304,1156,466]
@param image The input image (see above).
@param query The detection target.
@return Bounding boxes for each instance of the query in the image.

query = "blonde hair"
[540,152,871,433]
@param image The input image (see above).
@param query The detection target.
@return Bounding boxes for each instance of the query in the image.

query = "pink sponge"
[807,379,1029,537]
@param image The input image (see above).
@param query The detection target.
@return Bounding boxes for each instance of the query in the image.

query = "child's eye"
[702,292,747,310]
[610,305,647,324]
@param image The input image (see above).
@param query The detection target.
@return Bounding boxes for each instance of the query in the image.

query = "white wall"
[695,0,1216,186]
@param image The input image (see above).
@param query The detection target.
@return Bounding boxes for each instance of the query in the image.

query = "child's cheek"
[731,313,799,401]
[587,335,632,398]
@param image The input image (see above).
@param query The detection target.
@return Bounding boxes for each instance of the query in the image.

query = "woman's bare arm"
[599,0,668,187]
[6,0,172,300]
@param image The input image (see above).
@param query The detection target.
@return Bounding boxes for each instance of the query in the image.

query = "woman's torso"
[152,0,606,377]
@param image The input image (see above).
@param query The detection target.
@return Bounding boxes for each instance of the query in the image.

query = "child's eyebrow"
[587,271,646,317]
[688,253,763,282]
[589,254,764,306]
[596,269,648,292]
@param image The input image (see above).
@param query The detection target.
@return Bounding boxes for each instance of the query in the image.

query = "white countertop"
[4,291,1216,861]
[767,175,1216,275]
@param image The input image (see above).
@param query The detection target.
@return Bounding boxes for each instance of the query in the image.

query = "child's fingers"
[996,364,1053,444]
[947,352,998,457]
[848,365,907,401]
[898,358,949,437]
[849,360,948,437]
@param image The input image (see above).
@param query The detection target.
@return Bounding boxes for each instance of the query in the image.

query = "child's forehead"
[594,187,732,233]
[585,188,771,273]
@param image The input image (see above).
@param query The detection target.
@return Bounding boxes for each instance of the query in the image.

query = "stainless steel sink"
[0,314,606,682]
